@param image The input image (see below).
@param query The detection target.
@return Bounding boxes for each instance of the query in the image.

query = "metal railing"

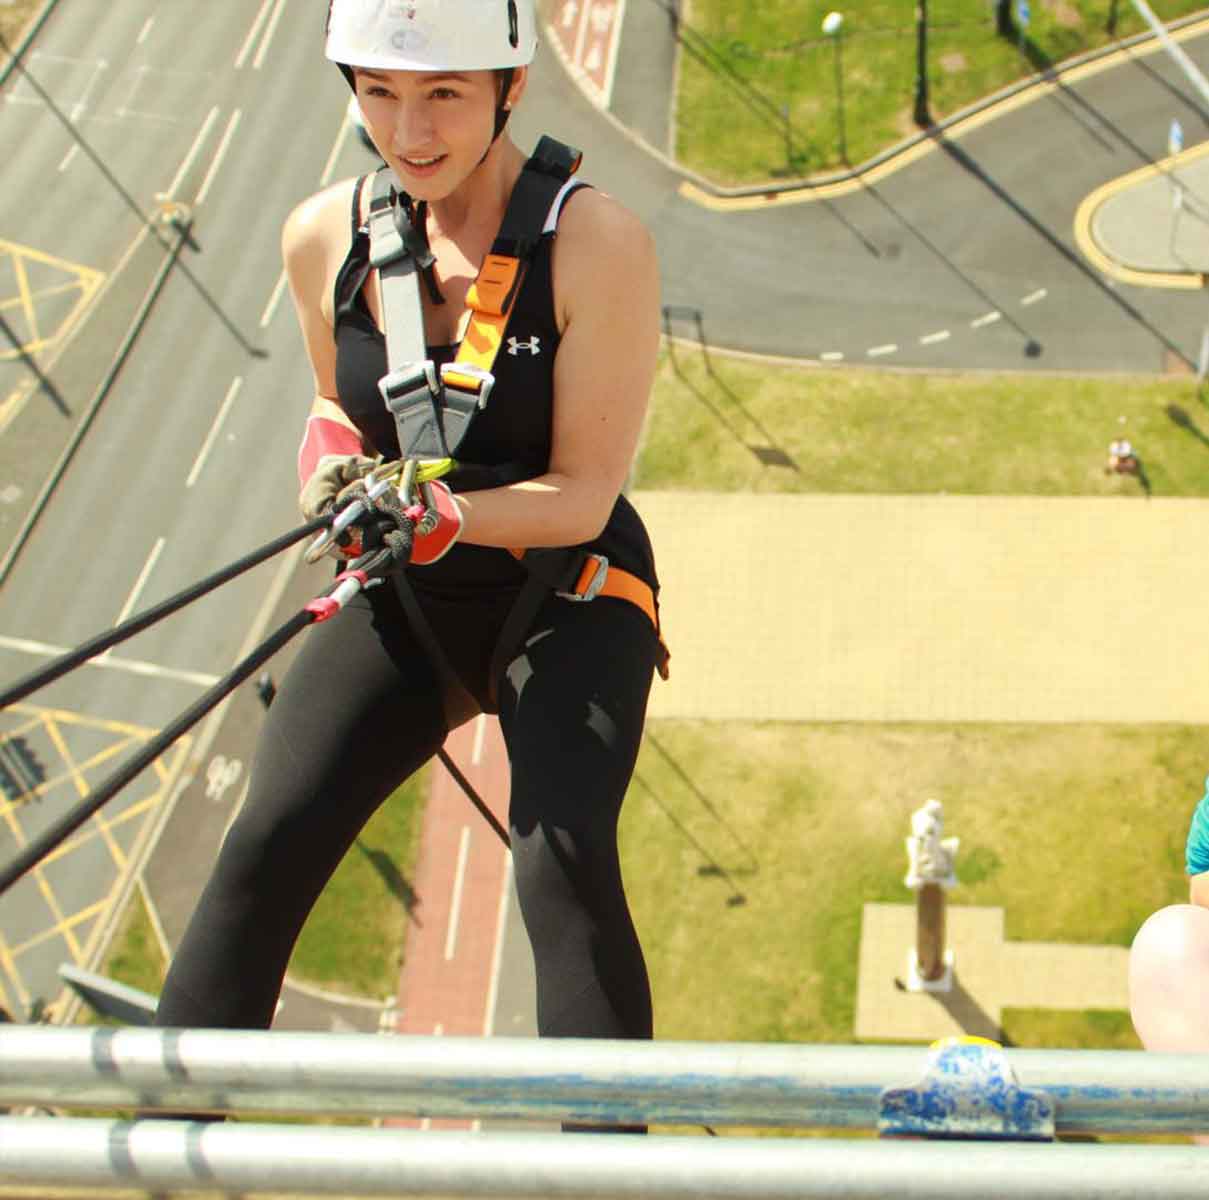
[0,1026,1206,1197]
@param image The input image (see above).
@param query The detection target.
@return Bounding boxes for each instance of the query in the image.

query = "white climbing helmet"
[325,0,537,73]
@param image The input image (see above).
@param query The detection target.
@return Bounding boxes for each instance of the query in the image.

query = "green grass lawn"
[636,348,1209,496]
[621,720,1197,1048]
[91,772,428,1017]
[675,0,1208,183]
[287,769,428,998]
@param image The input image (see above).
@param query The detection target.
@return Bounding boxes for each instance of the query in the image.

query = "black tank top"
[331,173,658,601]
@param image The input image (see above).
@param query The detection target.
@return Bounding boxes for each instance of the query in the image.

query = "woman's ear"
[504,65,528,110]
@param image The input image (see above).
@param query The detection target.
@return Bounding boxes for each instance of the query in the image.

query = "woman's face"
[353,67,521,198]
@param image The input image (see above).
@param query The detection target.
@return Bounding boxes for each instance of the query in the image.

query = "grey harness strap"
[367,170,462,461]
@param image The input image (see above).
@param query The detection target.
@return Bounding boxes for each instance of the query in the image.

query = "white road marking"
[57,144,79,172]
[259,270,288,329]
[0,634,218,688]
[919,329,951,345]
[1021,288,1047,306]
[163,105,220,200]
[601,0,628,107]
[113,537,166,628]
[235,0,277,69]
[319,109,353,187]
[68,60,108,124]
[186,377,243,488]
[820,351,844,361]
[195,108,242,206]
[482,857,513,1035]
[970,310,1002,328]
[444,826,471,962]
[136,17,154,45]
[253,0,290,70]
[471,713,487,766]
[867,343,898,357]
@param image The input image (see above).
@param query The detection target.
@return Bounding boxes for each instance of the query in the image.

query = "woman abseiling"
[153,0,667,1123]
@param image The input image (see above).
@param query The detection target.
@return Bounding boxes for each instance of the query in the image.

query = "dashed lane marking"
[919,329,951,345]
[970,310,1002,328]
[867,343,898,357]
[1021,288,1048,305]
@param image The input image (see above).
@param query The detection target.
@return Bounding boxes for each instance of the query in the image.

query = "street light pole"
[913,0,930,126]
[822,11,847,164]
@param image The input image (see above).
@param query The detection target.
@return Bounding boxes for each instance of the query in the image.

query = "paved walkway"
[637,490,1209,725]
[856,904,1131,1042]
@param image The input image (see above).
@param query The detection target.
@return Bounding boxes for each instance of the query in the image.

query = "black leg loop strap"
[392,573,480,731]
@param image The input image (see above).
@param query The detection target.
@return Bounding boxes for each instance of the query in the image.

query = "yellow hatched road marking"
[10,251,41,348]
[46,792,162,867]
[0,237,104,363]
[0,934,29,1012]
[0,731,142,820]
[10,898,107,959]
[43,715,126,871]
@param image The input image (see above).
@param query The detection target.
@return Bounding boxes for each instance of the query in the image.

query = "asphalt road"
[0,0,371,1019]
[2,0,1209,1025]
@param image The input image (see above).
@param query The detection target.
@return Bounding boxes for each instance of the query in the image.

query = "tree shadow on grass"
[644,732,760,873]
[354,840,420,921]
[629,772,750,907]
[662,306,800,472]
[1166,402,1209,450]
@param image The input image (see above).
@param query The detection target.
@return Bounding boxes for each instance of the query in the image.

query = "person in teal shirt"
[1130,775,1209,1064]
[1185,775,1209,906]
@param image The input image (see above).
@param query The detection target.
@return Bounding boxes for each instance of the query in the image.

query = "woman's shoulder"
[282,176,363,260]
[557,185,652,257]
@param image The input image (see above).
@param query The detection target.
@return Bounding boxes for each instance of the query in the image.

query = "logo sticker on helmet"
[391,27,430,51]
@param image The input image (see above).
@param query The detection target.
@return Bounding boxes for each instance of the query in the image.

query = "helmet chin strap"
[479,67,516,165]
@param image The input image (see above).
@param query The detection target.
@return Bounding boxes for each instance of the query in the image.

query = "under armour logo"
[507,336,541,357]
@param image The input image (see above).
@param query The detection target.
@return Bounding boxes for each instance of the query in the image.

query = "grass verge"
[636,349,1209,496]
[0,0,44,49]
[621,720,1196,1045]
[675,0,1208,183]
[286,769,428,997]
[88,772,428,1020]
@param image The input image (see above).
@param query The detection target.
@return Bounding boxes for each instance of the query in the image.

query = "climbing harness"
[364,136,670,718]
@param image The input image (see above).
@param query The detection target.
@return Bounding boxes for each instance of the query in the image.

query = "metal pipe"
[2,1027,1208,1135]
[1,1118,1207,1199]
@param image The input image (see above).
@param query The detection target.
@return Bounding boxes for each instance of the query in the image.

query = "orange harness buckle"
[558,554,609,602]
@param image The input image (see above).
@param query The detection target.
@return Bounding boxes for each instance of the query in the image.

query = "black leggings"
[154,577,657,1044]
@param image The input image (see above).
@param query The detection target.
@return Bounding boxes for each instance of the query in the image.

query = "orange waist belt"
[511,550,670,680]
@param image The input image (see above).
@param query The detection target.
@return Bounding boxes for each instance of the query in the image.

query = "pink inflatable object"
[1129,904,1209,1050]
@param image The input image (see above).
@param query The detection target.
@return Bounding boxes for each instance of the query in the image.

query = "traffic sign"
[1169,118,1184,157]
[1016,0,1030,26]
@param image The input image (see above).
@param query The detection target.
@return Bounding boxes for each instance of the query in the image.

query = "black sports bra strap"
[350,175,368,241]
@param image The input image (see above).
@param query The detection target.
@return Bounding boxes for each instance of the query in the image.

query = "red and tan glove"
[298,414,377,560]
[404,480,463,566]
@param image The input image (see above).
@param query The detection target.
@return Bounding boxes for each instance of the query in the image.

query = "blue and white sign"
[1016,0,1030,26]
[1169,118,1185,157]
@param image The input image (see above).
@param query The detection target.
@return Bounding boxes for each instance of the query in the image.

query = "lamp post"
[913,0,930,127]
[822,11,847,164]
